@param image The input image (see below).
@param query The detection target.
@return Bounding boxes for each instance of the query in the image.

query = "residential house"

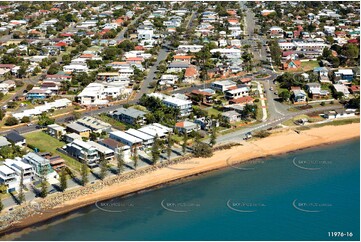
[66,139,99,167]
[349,85,360,94]
[22,152,56,178]
[333,84,350,98]
[125,128,154,147]
[63,133,82,143]
[87,141,114,161]
[76,116,112,134]
[305,83,330,99]
[167,62,189,73]
[163,96,192,116]
[229,96,255,105]
[98,138,131,162]
[47,124,66,139]
[324,109,356,119]
[334,69,354,82]
[138,123,172,139]
[26,88,52,100]
[65,123,91,138]
[174,121,199,134]
[221,110,242,123]
[0,165,19,193]
[187,89,213,105]
[109,131,143,148]
[4,158,34,184]
[184,66,198,83]
[110,107,147,125]
[211,80,237,92]
[5,132,26,146]
[282,59,301,70]
[173,55,193,64]
[292,89,307,103]
[0,136,10,148]
[225,86,250,100]
[49,156,66,171]
[194,117,219,131]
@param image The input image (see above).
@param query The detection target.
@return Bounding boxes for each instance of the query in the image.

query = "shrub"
[5,116,19,126]
[254,130,271,138]
[193,142,213,158]
[320,101,325,106]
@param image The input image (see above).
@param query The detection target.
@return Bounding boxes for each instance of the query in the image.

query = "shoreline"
[0,123,360,237]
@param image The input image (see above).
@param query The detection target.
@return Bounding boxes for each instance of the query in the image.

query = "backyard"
[24,131,82,172]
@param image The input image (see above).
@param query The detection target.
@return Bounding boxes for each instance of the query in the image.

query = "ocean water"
[6,139,360,241]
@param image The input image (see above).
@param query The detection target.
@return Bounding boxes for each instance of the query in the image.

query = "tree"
[99,156,108,180]
[59,167,67,192]
[18,169,25,204]
[0,109,4,121]
[193,142,213,158]
[116,147,125,174]
[279,90,291,102]
[151,134,160,164]
[0,197,3,212]
[37,113,55,127]
[166,132,173,162]
[182,132,188,154]
[39,165,48,198]
[81,153,89,186]
[132,146,138,169]
[5,116,19,126]
[21,116,30,123]
[209,126,217,147]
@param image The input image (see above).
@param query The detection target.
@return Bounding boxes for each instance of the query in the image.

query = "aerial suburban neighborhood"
[0,1,359,234]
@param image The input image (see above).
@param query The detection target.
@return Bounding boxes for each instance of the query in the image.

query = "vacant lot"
[24,131,82,172]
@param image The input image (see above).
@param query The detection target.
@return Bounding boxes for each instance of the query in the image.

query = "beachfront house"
[109,131,143,148]
[4,158,34,184]
[0,165,19,193]
[22,152,57,179]
[66,139,100,168]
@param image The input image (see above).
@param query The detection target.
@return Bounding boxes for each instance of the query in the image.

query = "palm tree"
[166,132,173,161]
[99,156,108,180]
[59,167,67,192]
[209,125,217,147]
[132,146,138,170]
[182,132,188,154]
[151,134,160,164]
[81,151,89,186]
[18,169,25,204]
[40,166,48,198]
[116,147,125,175]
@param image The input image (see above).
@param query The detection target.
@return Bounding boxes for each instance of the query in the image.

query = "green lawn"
[24,131,82,172]
[207,108,221,117]
[301,60,320,71]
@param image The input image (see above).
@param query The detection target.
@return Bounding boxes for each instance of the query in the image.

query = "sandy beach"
[1,122,360,235]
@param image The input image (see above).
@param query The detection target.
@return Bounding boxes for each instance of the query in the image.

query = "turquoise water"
[7,139,360,241]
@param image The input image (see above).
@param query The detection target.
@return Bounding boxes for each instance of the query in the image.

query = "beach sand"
[2,123,360,234]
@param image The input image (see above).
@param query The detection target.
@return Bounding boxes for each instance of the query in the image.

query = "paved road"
[114,12,148,42]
